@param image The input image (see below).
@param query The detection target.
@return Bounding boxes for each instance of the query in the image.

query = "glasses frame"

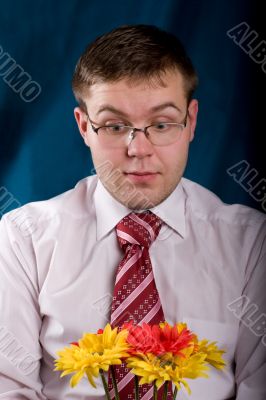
[85,111,188,146]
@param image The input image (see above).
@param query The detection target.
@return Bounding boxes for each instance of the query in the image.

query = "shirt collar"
[94,178,186,240]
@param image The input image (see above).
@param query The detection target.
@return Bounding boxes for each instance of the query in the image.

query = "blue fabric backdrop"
[0,0,265,215]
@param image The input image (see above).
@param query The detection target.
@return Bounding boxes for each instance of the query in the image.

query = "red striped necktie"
[109,211,173,400]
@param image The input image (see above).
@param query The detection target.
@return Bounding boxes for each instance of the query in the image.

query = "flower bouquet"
[54,321,226,399]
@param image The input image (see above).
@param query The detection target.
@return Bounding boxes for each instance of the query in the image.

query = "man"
[0,25,265,400]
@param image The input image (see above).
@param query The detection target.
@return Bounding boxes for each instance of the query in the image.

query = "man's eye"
[106,125,125,132]
[153,123,169,130]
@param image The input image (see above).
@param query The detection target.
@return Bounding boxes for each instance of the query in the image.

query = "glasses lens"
[97,126,132,147]
[147,124,184,145]
[96,123,184,147]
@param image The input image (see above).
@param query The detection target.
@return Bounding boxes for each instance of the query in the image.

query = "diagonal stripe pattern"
[109,211,173,400]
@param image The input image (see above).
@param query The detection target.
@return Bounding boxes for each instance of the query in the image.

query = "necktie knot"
[116,211,162,250]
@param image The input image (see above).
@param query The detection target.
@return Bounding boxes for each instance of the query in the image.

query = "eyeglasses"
[86,112,188,148]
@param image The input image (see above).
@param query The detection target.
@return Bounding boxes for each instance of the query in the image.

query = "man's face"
[74,69,198,210]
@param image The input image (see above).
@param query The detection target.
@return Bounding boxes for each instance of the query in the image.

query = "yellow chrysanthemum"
[175,325,226,370]
[197,339,226,370]
[127,353,175,388]
[171,350,209,393]
[54,324,130,388]
[126,350,209,394]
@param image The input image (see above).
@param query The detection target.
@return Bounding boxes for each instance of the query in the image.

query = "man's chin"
[114,189,163,211]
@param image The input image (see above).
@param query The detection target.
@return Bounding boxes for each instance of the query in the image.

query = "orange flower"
[124,322,194,356]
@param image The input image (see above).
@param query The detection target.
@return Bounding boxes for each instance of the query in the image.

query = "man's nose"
[127,130,154,158]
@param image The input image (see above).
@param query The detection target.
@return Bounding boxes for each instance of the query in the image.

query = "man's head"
[73,25,199,210]
[72,24,198,108]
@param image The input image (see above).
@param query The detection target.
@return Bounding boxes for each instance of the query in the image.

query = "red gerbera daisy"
[124,322,194,356]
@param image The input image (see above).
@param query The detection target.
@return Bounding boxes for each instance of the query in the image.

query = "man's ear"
[74,107,90,147]
[187,99,198,142]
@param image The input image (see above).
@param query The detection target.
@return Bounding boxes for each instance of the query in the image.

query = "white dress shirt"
[0,175,265,400]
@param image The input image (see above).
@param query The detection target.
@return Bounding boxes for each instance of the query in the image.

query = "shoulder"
[181,177,266,229]
[181,177,266,259]
[181,178,266,271]
[0,175,98,237]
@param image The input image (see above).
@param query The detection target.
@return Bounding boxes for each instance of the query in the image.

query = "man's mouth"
[124,171,159,182]
[126,171,157,175]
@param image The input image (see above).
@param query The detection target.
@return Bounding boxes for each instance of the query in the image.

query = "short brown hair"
[72,24,198,109]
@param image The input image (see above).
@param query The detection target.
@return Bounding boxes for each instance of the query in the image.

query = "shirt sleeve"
[235,221,266,400]
[0,212,46,399]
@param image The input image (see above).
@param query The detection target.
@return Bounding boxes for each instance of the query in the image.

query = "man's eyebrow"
[96,102,182,116]
[96,105,128,117]
[150,102,182,113]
